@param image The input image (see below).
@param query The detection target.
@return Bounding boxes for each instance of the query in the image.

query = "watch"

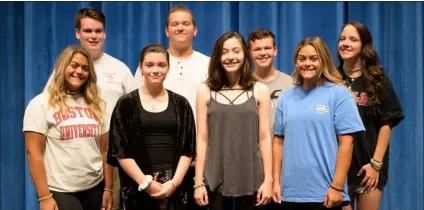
[138,175,153,191]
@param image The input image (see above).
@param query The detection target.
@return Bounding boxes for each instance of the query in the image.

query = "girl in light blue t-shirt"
[272,37,365,210]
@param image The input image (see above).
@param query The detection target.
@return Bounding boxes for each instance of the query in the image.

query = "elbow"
[26,149,43,161]
[197,136,208,144]
[259,132,272,144]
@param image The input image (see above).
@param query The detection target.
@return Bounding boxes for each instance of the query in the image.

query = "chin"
[339,53,353,60]
[257,63,271,68]
[300,73,317,79]
[224,68,241,73]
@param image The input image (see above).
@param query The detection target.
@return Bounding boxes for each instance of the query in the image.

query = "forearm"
[28,154,51,198]
[103,157,113,189]
[332,136,353,189]
[118,158,147,185]
[372,124,392,162]
[260,136,273,182]
[100,133,112,189]
[194,139,207,185]
[172,156,192,186]
[272,136,283,185]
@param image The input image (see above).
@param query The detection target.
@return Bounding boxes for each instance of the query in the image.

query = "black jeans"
[51,181,104,210]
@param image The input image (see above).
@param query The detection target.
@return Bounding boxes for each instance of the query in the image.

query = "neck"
[253,65,278,83]
[90,50,103,61]
[343,57,363,78]
[168,44,193,59]
[224,71,241,89]
[302,77,318,89]
[142,83,165,98]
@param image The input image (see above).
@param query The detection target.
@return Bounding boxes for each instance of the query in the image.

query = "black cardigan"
[107,89,196,210]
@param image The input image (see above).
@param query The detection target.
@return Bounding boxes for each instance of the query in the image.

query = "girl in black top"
[337,21,404,210]
[107,44,196,210]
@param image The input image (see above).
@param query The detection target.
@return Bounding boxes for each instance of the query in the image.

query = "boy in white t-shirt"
[131,5,210,119]
[24,45,112,210]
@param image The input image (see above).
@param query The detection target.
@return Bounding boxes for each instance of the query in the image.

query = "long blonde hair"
[292,37,343,87]
[47,45,104,124]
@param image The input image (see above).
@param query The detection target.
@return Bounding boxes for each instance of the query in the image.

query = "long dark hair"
[337,21,386,115]
[206,31,255,91]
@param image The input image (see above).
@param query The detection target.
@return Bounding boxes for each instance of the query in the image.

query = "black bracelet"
[330,185,343,192]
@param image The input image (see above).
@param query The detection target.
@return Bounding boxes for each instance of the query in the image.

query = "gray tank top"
[204,88,264,197]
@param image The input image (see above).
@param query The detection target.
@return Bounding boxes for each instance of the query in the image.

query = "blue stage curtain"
[0,2,422,210]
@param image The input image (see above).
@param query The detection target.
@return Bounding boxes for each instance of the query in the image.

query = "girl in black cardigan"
[107,44,196,210]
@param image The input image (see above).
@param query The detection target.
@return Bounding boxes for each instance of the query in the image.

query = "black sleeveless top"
[140,95,177,172]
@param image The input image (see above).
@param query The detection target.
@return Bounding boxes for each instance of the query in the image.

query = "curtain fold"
[0,2,422,210]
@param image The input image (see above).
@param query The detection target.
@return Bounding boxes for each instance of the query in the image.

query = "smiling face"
[220,37,245,73]
[140,52,169,86]
[249,37,277,69]
[295,45,322,83]
[76,17,106,56]
[338,24,362,61]
[165,11,197,49]
[64,53,89,92]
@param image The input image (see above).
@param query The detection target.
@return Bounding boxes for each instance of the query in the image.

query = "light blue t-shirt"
[273,81,365,203]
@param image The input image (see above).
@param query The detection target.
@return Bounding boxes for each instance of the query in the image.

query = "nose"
[152,65,160,73]
[75,66,83,74]
[177,24,184,31]
[228,52,235,60]
[260,49,266,55]
[304,59,311,67]
[90,31,97,39]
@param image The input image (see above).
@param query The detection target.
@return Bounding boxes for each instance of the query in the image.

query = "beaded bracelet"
[38,193,53,202]
[193,183,205,189]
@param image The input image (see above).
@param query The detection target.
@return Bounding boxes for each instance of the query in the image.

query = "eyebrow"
[70,61,89,66]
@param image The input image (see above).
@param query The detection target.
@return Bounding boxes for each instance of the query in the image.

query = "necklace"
[150,103,156,111]
[65,90,80,95]
[345,76,358,90]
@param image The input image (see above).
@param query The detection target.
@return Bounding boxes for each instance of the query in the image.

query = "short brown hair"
[247,28,276,49]
[206,31,256,91]
[166,5,196,27]
[75,8,106,30]
[139,44,170,66]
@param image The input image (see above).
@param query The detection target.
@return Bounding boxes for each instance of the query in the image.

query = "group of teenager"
[23,5,404,210]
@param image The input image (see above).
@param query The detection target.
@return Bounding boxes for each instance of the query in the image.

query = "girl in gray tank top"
[193,31,273,210]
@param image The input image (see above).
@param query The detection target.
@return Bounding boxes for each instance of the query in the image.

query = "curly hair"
[338,21,386,115]
[47,45,104,124]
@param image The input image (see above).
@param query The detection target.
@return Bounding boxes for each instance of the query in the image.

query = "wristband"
[138,175,153,191]
[330,185,343,192]
[370,159,383,171]
[104,188,113,193]
[38,193,53,202]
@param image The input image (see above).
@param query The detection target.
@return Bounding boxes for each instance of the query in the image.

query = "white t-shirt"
[23,93,109,192]
[45,53,134,125]
[131,50,210,117]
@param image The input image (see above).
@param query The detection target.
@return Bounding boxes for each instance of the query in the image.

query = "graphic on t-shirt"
[270,89,283,109]
[52,106,101,140]
[315,104,330,114]
[59,124,101,140]
[353,91,368,106]
[103,72,117,83]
